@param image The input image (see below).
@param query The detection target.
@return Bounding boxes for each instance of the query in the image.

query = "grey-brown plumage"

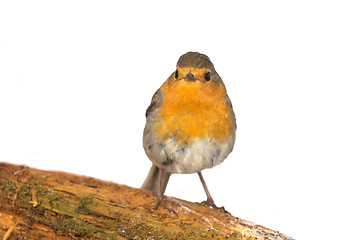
[177,52,214,70]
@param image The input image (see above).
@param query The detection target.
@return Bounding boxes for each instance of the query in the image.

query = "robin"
[141,52,236,213]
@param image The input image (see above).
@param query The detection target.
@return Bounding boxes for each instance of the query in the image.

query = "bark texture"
[0,162,294,240]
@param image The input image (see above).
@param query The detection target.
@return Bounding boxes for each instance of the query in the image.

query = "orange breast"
[153,79,234,145]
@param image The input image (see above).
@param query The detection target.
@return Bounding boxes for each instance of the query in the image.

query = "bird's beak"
[185,73,197,81]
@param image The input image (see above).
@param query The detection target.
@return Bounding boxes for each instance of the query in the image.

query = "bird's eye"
[175,70,178,79]
[204,72,211,81]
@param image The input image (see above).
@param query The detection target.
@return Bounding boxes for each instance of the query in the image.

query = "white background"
[1,1,359,239]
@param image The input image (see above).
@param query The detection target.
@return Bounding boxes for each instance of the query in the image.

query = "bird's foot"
[200,198,230,214]
[154,196,178,216]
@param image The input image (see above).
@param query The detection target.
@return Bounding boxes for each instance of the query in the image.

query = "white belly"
[143,133,235,174]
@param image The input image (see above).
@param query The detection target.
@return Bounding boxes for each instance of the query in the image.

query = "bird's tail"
[141,164,171,194]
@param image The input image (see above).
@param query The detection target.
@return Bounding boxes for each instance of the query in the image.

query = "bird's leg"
[153,168,177,216]
[197,171,227,212]
[197,171,216,207]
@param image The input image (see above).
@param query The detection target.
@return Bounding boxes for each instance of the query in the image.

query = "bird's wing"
[145,89,163,118]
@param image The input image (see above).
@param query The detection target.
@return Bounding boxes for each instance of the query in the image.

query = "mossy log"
[0,162,294,240]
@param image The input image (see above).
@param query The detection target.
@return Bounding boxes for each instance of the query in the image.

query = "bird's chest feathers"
[153,81,233,144]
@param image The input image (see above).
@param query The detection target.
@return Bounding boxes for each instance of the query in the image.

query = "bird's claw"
[154,196,178,216]
[199,199,229,214]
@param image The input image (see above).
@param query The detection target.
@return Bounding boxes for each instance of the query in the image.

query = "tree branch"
[0,162,294,240]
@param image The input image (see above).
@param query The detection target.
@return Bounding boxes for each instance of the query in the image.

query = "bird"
[141,52,236,214]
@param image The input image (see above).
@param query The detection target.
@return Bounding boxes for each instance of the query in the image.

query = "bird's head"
[173,52,223,85]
